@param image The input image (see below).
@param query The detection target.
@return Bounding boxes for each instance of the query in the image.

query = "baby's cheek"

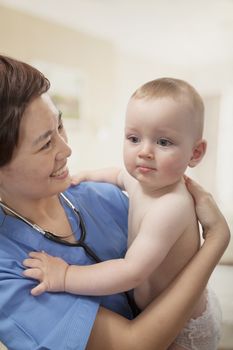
[164,158,187,177]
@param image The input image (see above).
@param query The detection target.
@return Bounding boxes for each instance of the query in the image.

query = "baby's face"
[123,96,199,190]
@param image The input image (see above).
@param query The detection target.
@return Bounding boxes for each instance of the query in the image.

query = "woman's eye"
[128,136,140,144]
[41,140,52,150]
[58,122,63,132]
[157,138,172,147]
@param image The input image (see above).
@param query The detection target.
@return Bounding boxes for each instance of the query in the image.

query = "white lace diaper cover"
[173,288,222,350]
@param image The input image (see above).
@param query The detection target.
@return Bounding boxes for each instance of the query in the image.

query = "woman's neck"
[0,193,76,243]
[0,194,61,225]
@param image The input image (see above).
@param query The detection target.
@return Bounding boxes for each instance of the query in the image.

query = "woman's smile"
[50,164,69,179]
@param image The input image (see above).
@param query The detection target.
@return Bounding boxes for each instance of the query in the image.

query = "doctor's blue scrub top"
[0,182,133,350]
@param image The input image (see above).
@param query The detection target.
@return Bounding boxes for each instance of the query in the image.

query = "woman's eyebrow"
[32,129,53,146]
[58,110,62,122]
[33,111,62,147]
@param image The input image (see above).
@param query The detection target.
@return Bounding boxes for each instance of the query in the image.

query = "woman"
[0,54,230,350]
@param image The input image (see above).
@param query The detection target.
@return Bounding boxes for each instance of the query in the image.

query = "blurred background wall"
[0,0,232,261]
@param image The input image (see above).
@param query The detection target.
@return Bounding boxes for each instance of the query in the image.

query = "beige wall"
[0,4,117,126]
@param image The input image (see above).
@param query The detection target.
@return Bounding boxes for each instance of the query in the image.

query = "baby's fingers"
[23,257,42,269]
[28,251,48,260]
[30,282,48,296]
[23,267,43,280]
[71,171,88,186]
[71,175,82,185]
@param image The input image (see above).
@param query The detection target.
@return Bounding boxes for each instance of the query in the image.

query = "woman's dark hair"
[0,55,50,166]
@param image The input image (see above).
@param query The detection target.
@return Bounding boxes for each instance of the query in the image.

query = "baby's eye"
[157,138,172,147]
[128,136,140,144]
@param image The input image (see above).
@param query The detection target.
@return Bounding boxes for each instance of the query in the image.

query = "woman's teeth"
[51,165,67,177]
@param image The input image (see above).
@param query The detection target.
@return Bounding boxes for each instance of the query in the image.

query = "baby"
[24,78,222,350]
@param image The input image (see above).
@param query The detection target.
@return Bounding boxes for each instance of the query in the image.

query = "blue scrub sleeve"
[0,296,99,350]
[0,265,100,350]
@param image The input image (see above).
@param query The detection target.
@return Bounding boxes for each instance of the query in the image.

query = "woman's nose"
[56,134,72,161]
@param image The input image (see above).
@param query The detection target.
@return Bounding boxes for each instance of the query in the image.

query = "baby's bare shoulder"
[161,184,193,207]
[149,187,195,225]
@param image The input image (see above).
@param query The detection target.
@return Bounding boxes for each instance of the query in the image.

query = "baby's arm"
[23,195,188,296]
[72,167,125,190]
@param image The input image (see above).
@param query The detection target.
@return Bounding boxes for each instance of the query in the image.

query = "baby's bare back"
[128,181,206,315]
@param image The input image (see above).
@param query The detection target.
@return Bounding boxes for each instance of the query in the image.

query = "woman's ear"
[188,139,207,168]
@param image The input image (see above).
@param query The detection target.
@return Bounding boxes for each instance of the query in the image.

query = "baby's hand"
[71,171,89,186]
[23,251,69,296]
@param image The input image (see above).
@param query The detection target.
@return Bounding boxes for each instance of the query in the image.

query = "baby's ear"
[188,139,207,168]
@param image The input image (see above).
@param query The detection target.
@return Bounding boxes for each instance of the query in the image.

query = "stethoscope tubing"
[0,194,101,263]
[0,193,138,315]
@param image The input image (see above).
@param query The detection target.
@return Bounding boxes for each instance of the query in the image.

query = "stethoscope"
[0,193,139,316]
[0,193,101,262]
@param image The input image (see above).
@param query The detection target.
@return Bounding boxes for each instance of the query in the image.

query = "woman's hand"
[23,251,69,296]
[184,176,230,245]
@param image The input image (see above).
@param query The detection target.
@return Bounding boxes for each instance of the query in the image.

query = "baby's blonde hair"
[131,78,204,138]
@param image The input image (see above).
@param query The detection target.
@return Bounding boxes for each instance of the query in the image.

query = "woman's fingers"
[184,175,208,202]
[184,175,230,243]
